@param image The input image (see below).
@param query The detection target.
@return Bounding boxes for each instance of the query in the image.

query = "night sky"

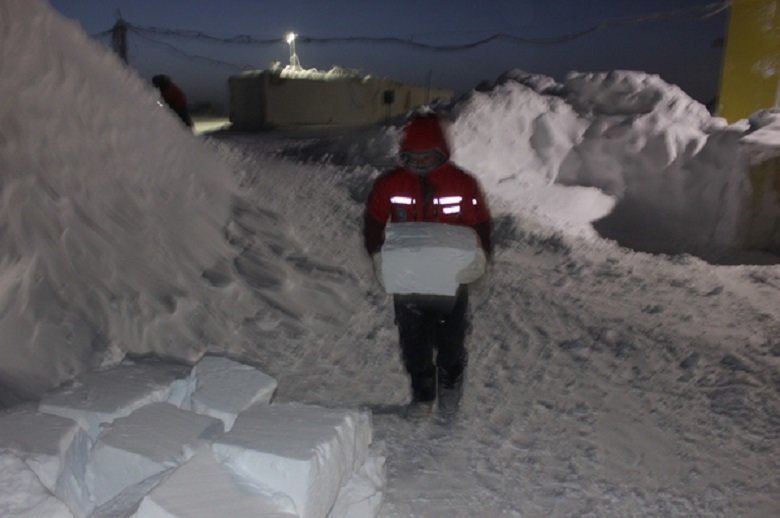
[48,0,729,108]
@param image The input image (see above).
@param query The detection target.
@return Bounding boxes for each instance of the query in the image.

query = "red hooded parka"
[363,114,492,256]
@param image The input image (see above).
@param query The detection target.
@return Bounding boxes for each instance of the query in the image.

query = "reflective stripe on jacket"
[363,163,492,255]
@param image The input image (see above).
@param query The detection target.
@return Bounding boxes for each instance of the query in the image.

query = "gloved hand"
[456,247,486,284]
[372,253,384,288]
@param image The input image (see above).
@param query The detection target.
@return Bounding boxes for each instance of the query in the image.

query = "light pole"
[286,32,301,69]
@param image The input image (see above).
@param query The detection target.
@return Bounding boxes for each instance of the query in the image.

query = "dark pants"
[393,287,469,402]
[173,107,193,127]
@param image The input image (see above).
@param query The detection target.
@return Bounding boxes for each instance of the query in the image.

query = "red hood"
[399,115,450,158]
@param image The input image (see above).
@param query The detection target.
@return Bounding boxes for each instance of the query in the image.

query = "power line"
[116,0,728,51]
[128,28,251,69]
[93,1,730,69]
[129,25,282,46]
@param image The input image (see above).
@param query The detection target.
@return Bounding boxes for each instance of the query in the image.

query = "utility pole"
[111,11,128,64]
[426,69,432,104]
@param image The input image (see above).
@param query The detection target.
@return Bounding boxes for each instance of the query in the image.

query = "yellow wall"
[719,0,780,122]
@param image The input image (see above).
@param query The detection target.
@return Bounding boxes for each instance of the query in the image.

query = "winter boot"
[437,385,462,416]
[405,399,434,421]
[437,369,463,417]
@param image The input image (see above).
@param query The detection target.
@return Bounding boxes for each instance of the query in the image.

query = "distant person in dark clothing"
[152,74,193,127]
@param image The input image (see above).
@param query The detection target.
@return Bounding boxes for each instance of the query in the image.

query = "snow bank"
[742,108,780,164]
[0,0,247,403]
[450,69,773,255]
[450,72,613,238]
[2,357,382,518]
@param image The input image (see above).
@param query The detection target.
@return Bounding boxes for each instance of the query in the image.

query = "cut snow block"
[86,403,224,512]
[380,222,482,296]
[133,446,298,518]
[38,361,191,440]
[0,409,91,516]
[0,451,74,518]
[212,403,372,518]
[188,356,277,431]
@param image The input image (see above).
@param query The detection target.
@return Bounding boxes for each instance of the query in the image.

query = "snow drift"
[1,0,364,405]
[0,0,244,403]
[450,69,769,258]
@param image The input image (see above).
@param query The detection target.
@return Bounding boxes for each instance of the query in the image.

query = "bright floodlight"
[285,31,301,69]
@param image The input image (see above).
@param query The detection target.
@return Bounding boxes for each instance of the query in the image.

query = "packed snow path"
[211,131,779,518]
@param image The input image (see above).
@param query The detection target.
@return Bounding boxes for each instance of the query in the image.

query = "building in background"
[228,66,453,130]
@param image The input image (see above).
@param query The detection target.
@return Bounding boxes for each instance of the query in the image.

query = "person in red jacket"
[364,113,492,419]
[152,74,193,127]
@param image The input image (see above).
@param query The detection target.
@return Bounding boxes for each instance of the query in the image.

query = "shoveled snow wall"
[740,109,780,253]
[449,69,779,256]
[0,0,249,403]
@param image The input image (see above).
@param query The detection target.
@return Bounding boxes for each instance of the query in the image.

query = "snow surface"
[742,108,780,164]
[2,0,780,517]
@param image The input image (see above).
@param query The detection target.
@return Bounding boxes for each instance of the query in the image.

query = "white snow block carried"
[0,451,74,518]
[380,222,483,296]
[86,403,224,512]
[0,409,91,515]
[188,356,278,431]
[133,446,298,518]
[212,403,372,518]
[38,361,191,440]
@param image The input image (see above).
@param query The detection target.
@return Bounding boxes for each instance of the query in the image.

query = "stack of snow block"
[87,403,224,513]
[0,408,91,516]
[380,222,483,296]
[133,445,299,517]
[0,356,384,518]
[211,403,372,518]
[0,450,74,517]
[38,361,192,440]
